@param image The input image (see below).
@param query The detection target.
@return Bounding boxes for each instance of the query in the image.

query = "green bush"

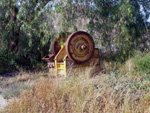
[0,0,52,74]
[0,53,16,74]
[132,53,150,74]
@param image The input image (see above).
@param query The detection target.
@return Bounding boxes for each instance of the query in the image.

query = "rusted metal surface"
[66,48,100,68]
[65,31,95,64]
[43,33,68,63]
[51,39,61,56]
[52,33,67,55]
[42,31,100,77]
[42,54,55,62]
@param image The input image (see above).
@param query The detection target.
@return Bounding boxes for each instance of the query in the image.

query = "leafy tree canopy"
[0,0,150,73]
[0,0,52,73]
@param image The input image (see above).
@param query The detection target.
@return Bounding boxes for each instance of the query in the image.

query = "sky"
[17,0,150,22]
[147,18,150,22]
[47,0,150,22]
[140,5,150,22]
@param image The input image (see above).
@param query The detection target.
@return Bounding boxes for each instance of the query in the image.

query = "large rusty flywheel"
[65,31,95,63]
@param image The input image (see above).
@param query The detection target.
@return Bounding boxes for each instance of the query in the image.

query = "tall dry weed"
[1,69,150,113]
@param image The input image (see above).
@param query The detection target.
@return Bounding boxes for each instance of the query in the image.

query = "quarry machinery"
[42,31,100,77]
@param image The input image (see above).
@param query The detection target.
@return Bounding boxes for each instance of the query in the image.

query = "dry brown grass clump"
[1,70,150,113]
[118,59,136,75]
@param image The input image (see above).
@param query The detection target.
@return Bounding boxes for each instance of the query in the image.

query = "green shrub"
[132,53,150,74]
[0,54,16,74]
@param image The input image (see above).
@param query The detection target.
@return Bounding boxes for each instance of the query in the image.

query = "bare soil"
[0,88,8,110]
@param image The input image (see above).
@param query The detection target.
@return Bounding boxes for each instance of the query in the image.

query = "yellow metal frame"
[54,46,67,77]
[54,46,100,77]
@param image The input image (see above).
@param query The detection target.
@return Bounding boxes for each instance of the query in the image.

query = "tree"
[0,0,149,73]
[0,0,52,73]
[55,0,150,61]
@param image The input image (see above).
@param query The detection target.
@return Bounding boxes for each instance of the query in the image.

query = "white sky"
[17,0,150,22]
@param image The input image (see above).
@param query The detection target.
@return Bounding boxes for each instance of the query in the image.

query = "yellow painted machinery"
[43,31,100,77]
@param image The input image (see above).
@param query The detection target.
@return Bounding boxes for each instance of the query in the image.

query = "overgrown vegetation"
[0,0,52,73]
[0,53,149,112]
[0,0,150,112]
[55,0,150,61]
[1,64,150,112]
[2,82,31,99]
[132,53,150,74]
[0,0,150,74]
[116,52,150,76]
[0,72,48,99]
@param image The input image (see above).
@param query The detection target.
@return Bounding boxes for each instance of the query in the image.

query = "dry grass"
[0,72,49,99]
[118,59,136,75]
[1,67,150,113]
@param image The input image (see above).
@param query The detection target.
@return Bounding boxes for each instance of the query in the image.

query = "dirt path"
[0,88,8,110]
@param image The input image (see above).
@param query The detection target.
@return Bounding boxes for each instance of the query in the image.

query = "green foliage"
[118,52,150,76]
[0,0,150,73]
[57,0,149,61]
[90,0,148,61]
[54,0,77,33]
[0,0,53,73]
[132,53,150,74]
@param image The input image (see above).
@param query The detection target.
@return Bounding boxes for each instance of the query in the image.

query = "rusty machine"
[43,31,100,77]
